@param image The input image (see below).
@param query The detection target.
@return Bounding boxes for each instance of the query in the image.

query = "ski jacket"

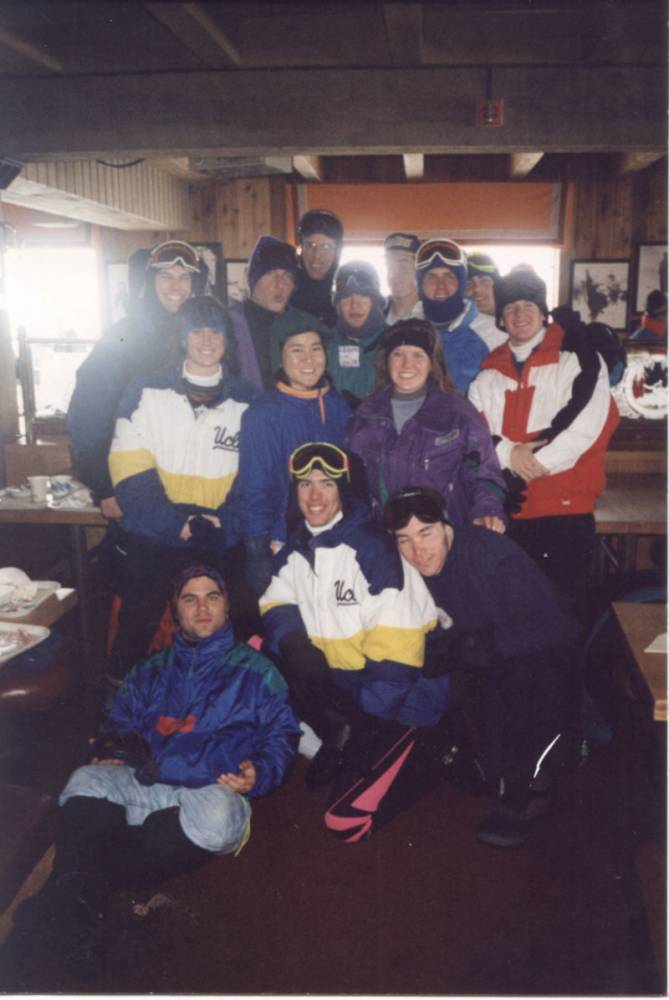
[105,625,300,796]
[345,381,506,524]
[468,322,619,519]
[238,380,351,543]
[260,503,448,726]
[109,366,256,546]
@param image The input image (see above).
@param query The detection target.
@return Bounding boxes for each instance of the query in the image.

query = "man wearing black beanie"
[290,209,344,327]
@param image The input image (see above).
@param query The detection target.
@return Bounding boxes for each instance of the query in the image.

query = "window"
[340,243,561,306]
[5,247,102,418]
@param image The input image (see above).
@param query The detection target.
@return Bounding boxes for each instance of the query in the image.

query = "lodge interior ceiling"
[0,0,665,210]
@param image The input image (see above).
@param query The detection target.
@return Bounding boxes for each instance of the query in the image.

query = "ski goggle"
[289,442,350,481]
[147,240,200,274]
[416,239,466,272]
[335,264,378,297]
[383,487,450,532]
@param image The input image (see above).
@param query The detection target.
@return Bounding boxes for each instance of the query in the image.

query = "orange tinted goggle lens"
[416,240,463,267]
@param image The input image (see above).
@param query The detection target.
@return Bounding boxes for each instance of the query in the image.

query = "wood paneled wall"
[561,159,667,313]
[190,175,286,260]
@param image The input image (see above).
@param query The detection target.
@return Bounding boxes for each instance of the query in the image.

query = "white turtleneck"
[509,328,546,363]
[182,361,223,386]
[306,510,344,536]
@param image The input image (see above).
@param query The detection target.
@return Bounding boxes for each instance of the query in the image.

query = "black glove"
[244,534,273,595]
[88,730,150,768]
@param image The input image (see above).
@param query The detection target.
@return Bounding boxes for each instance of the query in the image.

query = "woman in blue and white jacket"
[237,313,351,595]
[107,296,257,682]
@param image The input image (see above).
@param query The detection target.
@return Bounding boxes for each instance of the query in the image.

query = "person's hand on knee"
[217,760,257,794]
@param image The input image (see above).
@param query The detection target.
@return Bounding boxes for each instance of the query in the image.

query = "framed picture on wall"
[225,259,248,304]
[191,242,224,301]
[634,242,668,313]
[570,259,630,331]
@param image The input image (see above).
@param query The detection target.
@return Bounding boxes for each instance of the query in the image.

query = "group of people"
[9,211,622,971]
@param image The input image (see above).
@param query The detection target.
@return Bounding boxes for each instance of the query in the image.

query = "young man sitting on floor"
[6,563,299,973]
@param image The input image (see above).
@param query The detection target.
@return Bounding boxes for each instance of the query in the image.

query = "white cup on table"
[27,475,51,503]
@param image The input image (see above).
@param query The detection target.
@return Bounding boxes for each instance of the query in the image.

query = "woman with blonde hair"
[345,318,506,529]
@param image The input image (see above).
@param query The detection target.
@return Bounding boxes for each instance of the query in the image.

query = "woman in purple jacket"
[345,318,507,530]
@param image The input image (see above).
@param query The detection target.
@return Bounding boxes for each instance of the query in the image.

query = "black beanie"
[495,268,549,330]
[298,210,344,245]
[645,289,667,318]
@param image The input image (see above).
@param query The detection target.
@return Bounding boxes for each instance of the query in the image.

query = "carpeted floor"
[0,737,664,996]
[0,535,664,995]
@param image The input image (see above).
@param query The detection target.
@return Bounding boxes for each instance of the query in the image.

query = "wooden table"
[612,602,667,722]
[594,473,667,576]
[0,498,105,658]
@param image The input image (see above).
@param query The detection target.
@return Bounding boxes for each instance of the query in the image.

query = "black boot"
[305,710,354,790]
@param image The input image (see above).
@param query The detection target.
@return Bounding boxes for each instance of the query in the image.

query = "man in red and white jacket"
[468,268,619,621]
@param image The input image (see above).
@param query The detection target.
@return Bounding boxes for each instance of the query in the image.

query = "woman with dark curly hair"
[345,318,506,529]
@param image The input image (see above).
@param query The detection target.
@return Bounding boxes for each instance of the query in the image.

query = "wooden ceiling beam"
[0,26,62,72]
[293,155,322,181]
[509,151,544,179]
[1,66,664,160]
[403,153,424,180]
[616,151,666,176]
[146,2,241,66]
[383,3,423,65]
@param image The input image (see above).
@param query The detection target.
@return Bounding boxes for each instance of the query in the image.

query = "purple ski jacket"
[345,381,506,525]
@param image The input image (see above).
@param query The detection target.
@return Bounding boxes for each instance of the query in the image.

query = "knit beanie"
[334,261,385,340]
[172,563,228,606]
[275,310,332,352]
[248,236,298,293]
[177,296,227,347]
[382,318,434,357]
[495,268,549,330]
[298,209,344,245]
[416,239,468,324]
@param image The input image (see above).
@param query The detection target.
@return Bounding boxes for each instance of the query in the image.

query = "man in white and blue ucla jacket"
[259,443,458,842]
[8,563,299,970]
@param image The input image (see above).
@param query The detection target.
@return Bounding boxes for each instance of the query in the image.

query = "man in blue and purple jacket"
[9,563,299,966]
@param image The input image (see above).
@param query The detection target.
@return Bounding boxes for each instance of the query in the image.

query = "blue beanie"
[173,563,227,606]
[416,240,468,324]
[177,296,227,349]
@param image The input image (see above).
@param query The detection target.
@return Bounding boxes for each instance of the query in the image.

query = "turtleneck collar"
[509,327,546,362]
[306,510,344,536]
[182,361,223,386]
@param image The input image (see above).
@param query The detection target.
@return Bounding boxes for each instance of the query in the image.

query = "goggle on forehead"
[289,443,350,481]
[148,241,199,273]
[416,240,466,271]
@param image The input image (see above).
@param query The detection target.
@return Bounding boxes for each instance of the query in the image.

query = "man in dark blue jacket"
[8,563,299,970]
[385,486,578,849]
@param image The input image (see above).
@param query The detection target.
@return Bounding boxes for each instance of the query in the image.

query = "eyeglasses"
[148,240,199,273]
[416,239,466,271]
[289,442,350,481]
[303,240,336,254]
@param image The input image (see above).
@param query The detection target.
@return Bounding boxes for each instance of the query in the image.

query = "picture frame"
[191,241,224,301]
[224,259,248,305]
[633,242,668,314]
[570,259,630,331]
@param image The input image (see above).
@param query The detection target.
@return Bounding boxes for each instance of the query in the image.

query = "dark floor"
[0,529,665,995]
